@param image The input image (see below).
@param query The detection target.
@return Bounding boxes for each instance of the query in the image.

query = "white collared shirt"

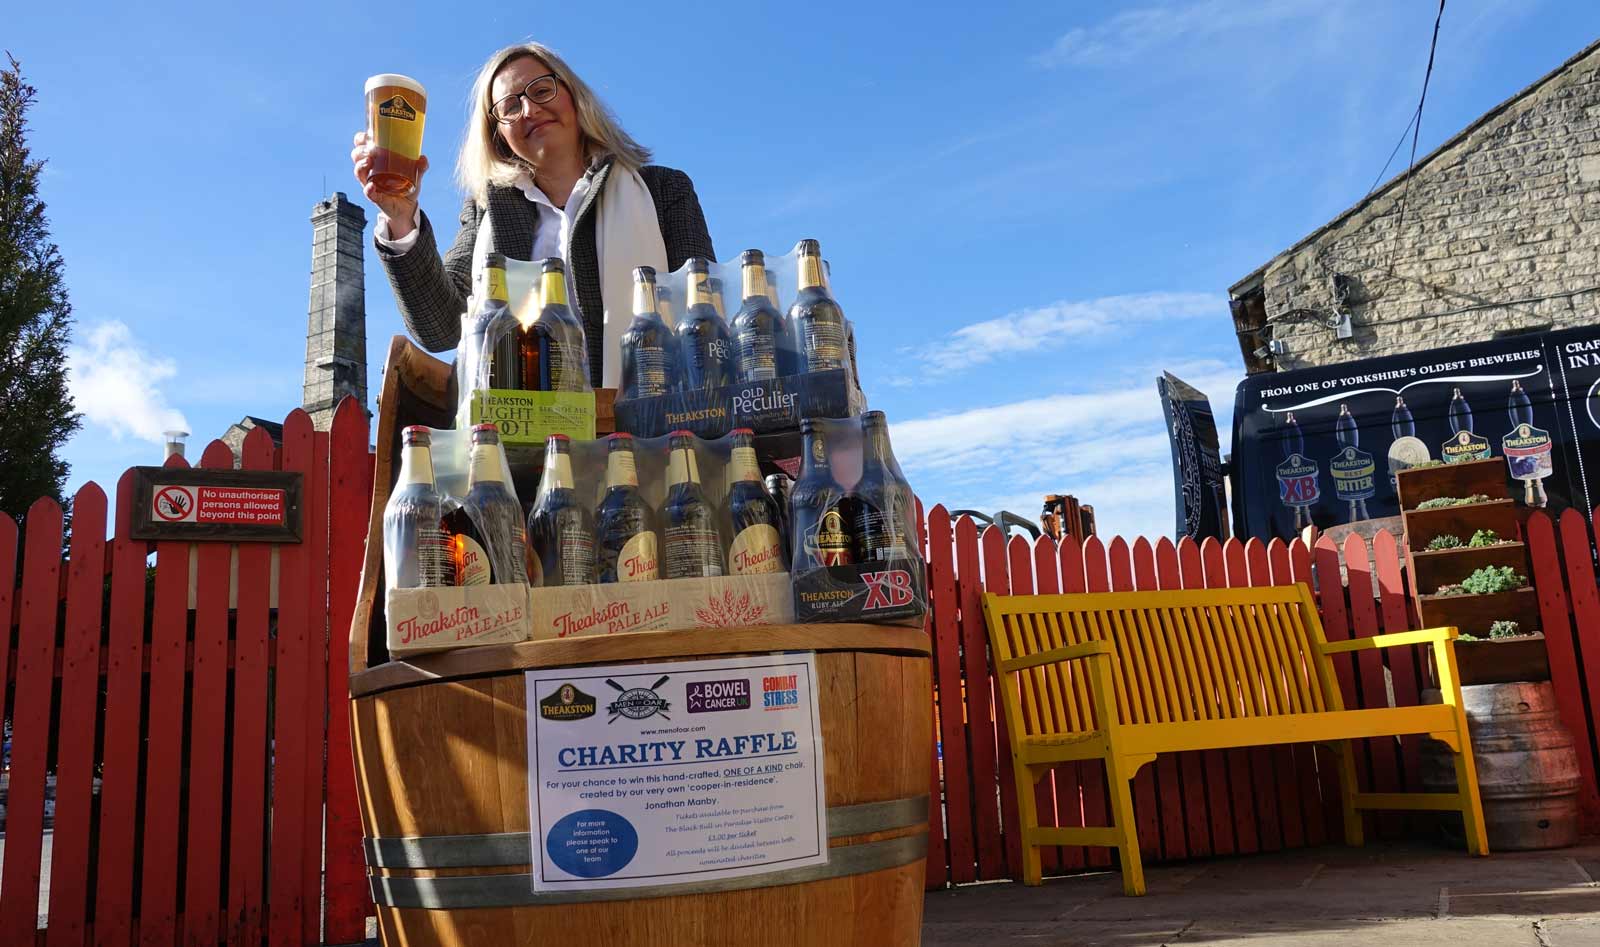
[373,169,593,266]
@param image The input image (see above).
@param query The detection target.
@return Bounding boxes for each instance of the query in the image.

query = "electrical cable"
[1389,0,1447,269]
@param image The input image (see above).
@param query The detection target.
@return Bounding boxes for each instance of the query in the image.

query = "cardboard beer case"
[529,572,793,641]
[386,583,532,656]
[792,557,928,626]
[613,369,866,440]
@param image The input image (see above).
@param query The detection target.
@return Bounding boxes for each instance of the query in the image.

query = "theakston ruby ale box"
[791,558,927,625]
[386,583,531,656]
[528,572,793,641]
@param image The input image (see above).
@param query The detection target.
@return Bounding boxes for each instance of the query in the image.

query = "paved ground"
[923,840,1600,946]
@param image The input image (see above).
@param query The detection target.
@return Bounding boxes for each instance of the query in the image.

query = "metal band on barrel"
[369,833,926,909]
[364,794,929,869]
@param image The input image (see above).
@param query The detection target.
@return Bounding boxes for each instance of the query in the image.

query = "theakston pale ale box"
[528,572,792,641]
[387,583,530,656]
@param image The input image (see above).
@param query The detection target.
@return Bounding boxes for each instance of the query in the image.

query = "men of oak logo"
[862,569,916,610]
[539,683,597,722]
[605,675,671,723]
[686,679,751,713]
[762,673,799,711]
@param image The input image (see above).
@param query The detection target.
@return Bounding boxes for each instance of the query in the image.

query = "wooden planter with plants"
[1397,457,1545,686]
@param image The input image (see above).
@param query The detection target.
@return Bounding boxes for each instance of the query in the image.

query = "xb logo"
[862,570,915,609]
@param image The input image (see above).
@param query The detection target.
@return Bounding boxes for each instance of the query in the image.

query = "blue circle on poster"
[546,809,639,878]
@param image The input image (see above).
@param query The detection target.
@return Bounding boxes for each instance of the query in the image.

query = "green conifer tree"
[0,53,81,520]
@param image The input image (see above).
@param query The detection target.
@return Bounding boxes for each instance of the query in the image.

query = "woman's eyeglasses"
[489,74,561,124]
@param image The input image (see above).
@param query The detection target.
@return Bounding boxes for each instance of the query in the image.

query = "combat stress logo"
[762,673,799,711]
[539,683,597,722]
[686,678,751,713]
[606,675,672,723]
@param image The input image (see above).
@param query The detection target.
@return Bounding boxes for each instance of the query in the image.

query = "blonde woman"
[351,42,715,388]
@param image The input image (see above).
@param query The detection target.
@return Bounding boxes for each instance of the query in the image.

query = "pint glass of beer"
[364,74,427,196]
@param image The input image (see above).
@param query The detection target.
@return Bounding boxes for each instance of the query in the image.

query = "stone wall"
[1239,42,1600,372]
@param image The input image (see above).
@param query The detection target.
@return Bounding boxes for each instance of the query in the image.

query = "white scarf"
[471,160,669,388]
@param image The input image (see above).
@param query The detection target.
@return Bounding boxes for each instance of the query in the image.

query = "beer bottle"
[656,283,677,326]
[725,428,786,574]
[764,473,792,542]
[731,250,787,383]
[852,411,915,561]
[766,264,800,376]
[595,433,659,583]
[534,258,591,392]
[708,276,728,321]
[677,258,732,389]
[464,253,522,390]
[825,259,861,388]
[791,418,853,571]
[662,430,726,578]
[789,239,847,372]
[619,266,677,399]
[383,426,452,589]
[442,424,528,585]
[527,433,597,586]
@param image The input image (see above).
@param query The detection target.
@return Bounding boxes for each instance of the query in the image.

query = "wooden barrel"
[1422,682,1581,850]
[348,338,931,946]
[349,625,931,946]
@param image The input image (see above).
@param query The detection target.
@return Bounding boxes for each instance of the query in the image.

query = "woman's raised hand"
[351,130,429,239]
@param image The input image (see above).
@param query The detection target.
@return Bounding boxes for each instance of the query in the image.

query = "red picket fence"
[0,400,372,945]
[16,400,1600,940]
[919,508,1440,888]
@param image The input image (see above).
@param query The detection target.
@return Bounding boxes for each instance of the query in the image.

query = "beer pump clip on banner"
[381,424,532,655]
[612,240,867,439]
[456,254,597,450]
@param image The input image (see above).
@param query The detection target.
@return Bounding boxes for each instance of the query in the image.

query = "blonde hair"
[456,42,652,205]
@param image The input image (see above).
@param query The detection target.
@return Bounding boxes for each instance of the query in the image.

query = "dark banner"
[1159,372,1230,543]
[1230,323,1600,542]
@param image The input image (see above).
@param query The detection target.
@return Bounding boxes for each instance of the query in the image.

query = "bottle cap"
[799,418,817,434]
[402,425,431,443]
[607,431,634,440]
[862,411,887,428]
[549,433,571,441]
[740,249,765,266]
[633,265,656,283]
[540,257,565,273]
[687,257,710,274]
[795,238,821,256]
[731,427,755,436]
[484,252,506,269]
[668,429,694,438]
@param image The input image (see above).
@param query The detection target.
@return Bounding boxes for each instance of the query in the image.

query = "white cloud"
[897,364,1239,540]
[907,291,1221,377]
[1033,0,1322,69]
[67,321,191,443]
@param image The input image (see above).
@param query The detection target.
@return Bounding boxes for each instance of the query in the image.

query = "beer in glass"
[364,74,427,196]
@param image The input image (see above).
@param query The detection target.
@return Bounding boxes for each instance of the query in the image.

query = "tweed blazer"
[376,161,715,388]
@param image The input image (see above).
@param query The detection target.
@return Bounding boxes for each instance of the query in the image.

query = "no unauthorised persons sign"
[131,467,303,542]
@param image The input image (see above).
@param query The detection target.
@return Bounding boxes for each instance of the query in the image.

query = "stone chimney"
[303,192,368,430]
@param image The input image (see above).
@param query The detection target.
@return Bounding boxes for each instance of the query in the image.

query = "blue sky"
[10,1,1600,538]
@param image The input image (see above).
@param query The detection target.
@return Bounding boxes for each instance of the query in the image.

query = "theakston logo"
[378,94,418,121]
[539,683,597,721]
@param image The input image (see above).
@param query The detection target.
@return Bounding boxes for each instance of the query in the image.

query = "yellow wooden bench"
[982,584,1488,895]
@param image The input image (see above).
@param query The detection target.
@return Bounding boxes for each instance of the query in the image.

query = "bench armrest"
[1319,626,1457,655]
[998,639,1114,674]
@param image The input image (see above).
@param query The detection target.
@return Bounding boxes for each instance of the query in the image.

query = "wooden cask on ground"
[349,626,932,946]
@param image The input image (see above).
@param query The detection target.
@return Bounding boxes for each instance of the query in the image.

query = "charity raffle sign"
[525,655,828,892]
